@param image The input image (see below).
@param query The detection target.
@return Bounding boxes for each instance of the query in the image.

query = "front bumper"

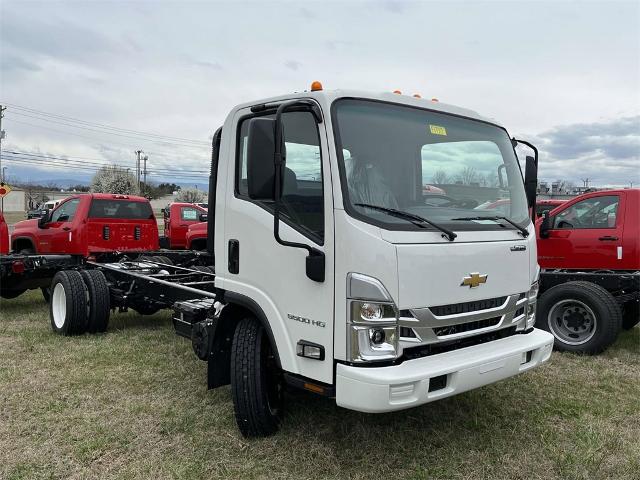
[336,328,553,413]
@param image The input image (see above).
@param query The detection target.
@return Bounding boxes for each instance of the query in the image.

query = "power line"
[3,150,207,174]
[1,101,210,145]
[8,110,209,148]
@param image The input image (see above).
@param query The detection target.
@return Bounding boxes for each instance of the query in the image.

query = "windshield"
[333,99,529,231]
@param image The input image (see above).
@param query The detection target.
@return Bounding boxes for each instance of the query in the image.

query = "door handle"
[598,235,618,241]
[63,227,71,231]
[228,239,239,274]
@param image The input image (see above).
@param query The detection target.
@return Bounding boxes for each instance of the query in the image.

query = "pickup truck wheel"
[50,270,89,336]
[622,302,639,330]
[231,316,282,437]
[41,287,51,303]
[80,270,110,333]
[537,281,622,354]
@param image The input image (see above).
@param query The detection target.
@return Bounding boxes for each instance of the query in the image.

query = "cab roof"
[234,88,500,127]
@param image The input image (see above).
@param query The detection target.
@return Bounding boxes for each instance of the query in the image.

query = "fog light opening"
[370,328,386,345]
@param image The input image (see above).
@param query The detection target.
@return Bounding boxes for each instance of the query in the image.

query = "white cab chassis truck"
[48,86,554,438]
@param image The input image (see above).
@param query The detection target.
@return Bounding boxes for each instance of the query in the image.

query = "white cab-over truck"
[47,84,554,437]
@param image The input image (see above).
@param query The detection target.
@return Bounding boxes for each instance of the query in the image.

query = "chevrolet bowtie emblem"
[461,272,488,288]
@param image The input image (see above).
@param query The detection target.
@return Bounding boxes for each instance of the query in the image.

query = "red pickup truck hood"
[12,219,38,231]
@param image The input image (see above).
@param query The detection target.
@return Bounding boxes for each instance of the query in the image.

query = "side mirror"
[247,117,281,201]
[38,211,50,229]
[540,211,550,239]
[161,208,166,216]
[524,155,537,210]
[199,213,208,222]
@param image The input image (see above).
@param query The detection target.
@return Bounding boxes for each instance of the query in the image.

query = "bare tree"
[457,166,479,185]
[431,170,449,185]
[175,187,206,203]
[91,165,139,195]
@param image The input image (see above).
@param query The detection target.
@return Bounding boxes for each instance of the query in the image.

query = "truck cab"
[11,193,159,256]
[161,202,208,249]
[201,86,553,435]
[535,189,639,351]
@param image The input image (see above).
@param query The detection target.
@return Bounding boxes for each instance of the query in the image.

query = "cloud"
[284,60,302,71]
[526,116,640,186]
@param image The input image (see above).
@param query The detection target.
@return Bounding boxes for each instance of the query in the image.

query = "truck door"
[223,107,335,384]
[40,197,82,253]
[539,193,625,270]
[173,205,202,248]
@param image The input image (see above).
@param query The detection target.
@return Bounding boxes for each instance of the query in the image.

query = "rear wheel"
[49,270,88,335]
[80,270,110,333]
[41,287,51,303]
[231,316,283,437]
[622,302,639,330]
[536,281,622,354]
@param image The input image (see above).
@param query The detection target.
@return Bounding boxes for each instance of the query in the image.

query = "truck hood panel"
[396,241,531,309]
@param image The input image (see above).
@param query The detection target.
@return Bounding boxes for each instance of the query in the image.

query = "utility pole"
[1,105,6,213]
[135,150,143,193]
[143,154,148,197]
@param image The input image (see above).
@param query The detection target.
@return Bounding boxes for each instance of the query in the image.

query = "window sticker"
[429,125,447,136]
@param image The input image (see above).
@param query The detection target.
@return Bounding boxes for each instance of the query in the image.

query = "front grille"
[402,326,517,360]
[399,327,417,338]
[429,296,507,316]
[433,317,500,336]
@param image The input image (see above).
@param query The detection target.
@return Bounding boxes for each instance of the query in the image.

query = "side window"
[554,196,619,229]
[236,111,324,243]
[51,198,80,223]
[181,207,199,221]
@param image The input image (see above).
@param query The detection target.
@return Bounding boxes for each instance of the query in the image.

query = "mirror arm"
[271,100,325,282]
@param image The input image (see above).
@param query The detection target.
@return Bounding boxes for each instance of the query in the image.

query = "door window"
[51,198,81,222]
[554,196,619,229]
[237,111,324,243]
[181,207,199,221]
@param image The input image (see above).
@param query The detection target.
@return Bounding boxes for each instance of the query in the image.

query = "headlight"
[526,280,539,329]
[346,274,399,362]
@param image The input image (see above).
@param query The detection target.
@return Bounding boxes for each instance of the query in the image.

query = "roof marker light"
[431,98,439,102]
[413,94,421,98]
[311,81,323,91]
[393,90,402,94]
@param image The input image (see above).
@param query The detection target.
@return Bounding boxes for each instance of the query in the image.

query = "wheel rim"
[548,299,597,345]
[52,283,67,329]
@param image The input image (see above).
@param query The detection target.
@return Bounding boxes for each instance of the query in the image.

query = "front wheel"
[231,316,283,437]
[536,281,622,354]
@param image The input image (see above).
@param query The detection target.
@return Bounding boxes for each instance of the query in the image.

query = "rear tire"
[41,287,51,303]
[49,271,88,336]
[80,270,110,333]
[536,281,622,354]
[231,316,283,437]
[622,302,639,330]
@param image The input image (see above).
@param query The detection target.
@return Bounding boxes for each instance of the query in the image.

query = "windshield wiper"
[451,216,529,237]
[355,203,457,241]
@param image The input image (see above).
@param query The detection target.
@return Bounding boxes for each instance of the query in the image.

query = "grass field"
[1,290,638,480]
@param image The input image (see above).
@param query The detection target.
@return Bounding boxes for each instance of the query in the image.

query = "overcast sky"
[1,0,638,187]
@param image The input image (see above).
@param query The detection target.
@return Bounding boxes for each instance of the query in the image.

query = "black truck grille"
[429,296,507,316]
[433,317,501,336]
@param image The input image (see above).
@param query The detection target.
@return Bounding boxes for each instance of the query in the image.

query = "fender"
[11,235,37,253]
[223,290,282,370]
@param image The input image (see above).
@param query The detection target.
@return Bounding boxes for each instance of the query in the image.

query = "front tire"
[49,271,88,335]
[231,316,283,437]
[536,281,622,354]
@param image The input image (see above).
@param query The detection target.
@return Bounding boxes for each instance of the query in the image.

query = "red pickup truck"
[535,188,639,354]
[11,193,159,256]
[0,213,8,255]
[160,202,208,249]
